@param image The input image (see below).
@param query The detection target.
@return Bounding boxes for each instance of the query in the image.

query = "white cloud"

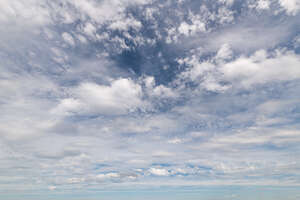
[201,75,230,92]
[178,56,229,92]
[177,47,300,92]
[62,32,75,47]
[149,168,170,176]
[181,60,215,81]
[0,69,59,141]
[76,34,88,44]
[218,0,235,6]
[0,0,50,26]
[108,16,142,31]
[144,76,178,98]
[279,0,300,15]
[217,7,235,24]
[178,20,206,36]
[216,43,233,61]
[96,173,120,180]
[83,22,97,38]
[199,18,295,53]
[168,138,183,144]
[221,50,300,87]
[55,78,145,116]
[68,0,150,24]
[152,85,177,98]
[256,0,271,10]
[179,48,300,90]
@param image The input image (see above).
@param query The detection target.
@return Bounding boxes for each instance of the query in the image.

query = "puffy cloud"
[221,50,300,87]
[55,78,145,116]
[149,168,170,176]
[256,0,271,10]
[62,32,75,47]
[184,61,215,81]
[178,21,206,36]
[82,22,97,38]
[216,43,233,61]
[178,48,300,91]
[144,76,178,98]
[108,16,142,31]
[279,0,300,15]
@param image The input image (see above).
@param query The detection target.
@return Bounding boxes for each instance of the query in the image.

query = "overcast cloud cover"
[0,0,300,199]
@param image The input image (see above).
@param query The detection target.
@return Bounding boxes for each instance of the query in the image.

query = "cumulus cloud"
[149,168,170,176]
[178,21,206,36]
[54,78,145,116]
[279,0,300,15]
[216,43,233,61]
[177,48,300,91]
[221,49,300,87]
[256,0,271,10]
[62,32,75,47]
[144,76,178,98]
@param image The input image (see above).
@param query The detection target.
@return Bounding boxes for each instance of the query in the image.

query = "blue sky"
[0,0,300,199]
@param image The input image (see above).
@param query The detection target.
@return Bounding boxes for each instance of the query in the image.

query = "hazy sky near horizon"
[0,0,300,199]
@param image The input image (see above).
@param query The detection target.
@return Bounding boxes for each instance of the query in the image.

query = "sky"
[0,0,300,199]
